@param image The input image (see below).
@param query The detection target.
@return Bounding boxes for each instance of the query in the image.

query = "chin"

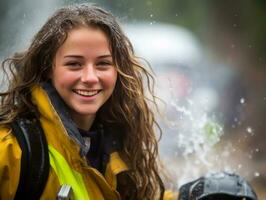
[78,109,98,116]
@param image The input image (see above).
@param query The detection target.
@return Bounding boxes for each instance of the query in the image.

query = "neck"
[71,113,96,131]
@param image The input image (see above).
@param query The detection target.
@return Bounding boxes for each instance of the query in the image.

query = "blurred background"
[1,0,265,198]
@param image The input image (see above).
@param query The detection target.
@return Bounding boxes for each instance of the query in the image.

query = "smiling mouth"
[73,89,101,97]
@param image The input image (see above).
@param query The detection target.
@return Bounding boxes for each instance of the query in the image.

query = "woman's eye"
[65,61,81,67]
[97,61,112,67]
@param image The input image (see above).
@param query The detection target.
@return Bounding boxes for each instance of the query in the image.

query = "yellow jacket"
[0,84,177,200]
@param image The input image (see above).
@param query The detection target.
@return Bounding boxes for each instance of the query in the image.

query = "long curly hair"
[0,3,164,199]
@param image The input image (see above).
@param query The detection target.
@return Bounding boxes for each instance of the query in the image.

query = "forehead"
[56,26,111,55]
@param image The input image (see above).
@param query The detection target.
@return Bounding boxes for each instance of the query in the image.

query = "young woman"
[0,3,176,200]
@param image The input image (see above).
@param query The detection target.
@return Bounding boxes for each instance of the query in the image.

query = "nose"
[81,64,99,84]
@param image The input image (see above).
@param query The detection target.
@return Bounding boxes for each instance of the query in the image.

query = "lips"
[73,89,101,97]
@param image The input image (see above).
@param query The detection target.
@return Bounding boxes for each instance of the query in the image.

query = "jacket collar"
[31,82,127,174]
[31,82,90,156]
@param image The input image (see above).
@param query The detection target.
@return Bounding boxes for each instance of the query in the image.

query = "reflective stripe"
[48,145,90,200]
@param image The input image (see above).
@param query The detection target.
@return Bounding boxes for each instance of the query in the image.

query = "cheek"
[102,70,118,89]
[53,68,75,85]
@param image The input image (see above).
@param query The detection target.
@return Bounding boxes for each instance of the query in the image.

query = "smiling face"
[51,26,117,130]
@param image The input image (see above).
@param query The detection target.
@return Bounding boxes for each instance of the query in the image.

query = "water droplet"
[150,14,153,18]
[246,126,255,136]
[255,148,259,152]
[254,172,260,177]
[240,98,245,104]
[238,164,242,169]
[246,127,252,133]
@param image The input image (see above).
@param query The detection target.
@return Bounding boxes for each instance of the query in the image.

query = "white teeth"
[75,90,99,97]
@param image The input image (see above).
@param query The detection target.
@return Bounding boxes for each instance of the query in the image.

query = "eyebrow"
[64,55,83,58]
[64,54,112,59]
[97,55,112,59]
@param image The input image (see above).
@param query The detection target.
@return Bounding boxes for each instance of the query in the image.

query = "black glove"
[178,172,258,200]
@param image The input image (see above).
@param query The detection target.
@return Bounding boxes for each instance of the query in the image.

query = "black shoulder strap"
[11,116,49,200]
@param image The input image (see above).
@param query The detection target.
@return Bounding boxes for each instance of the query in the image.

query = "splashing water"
[157,87,261,189]
[158,95,224,186]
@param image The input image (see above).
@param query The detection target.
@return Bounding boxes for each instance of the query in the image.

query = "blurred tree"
[206,0,266,69]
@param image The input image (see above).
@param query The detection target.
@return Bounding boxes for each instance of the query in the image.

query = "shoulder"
[163,190,179,200]
[0,125,12,139]
[0,125,21,160]
[0,125,21,200]
[0,125,17,144]
[0,125,14,143]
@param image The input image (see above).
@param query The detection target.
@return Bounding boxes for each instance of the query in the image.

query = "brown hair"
[0,3,163,199]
